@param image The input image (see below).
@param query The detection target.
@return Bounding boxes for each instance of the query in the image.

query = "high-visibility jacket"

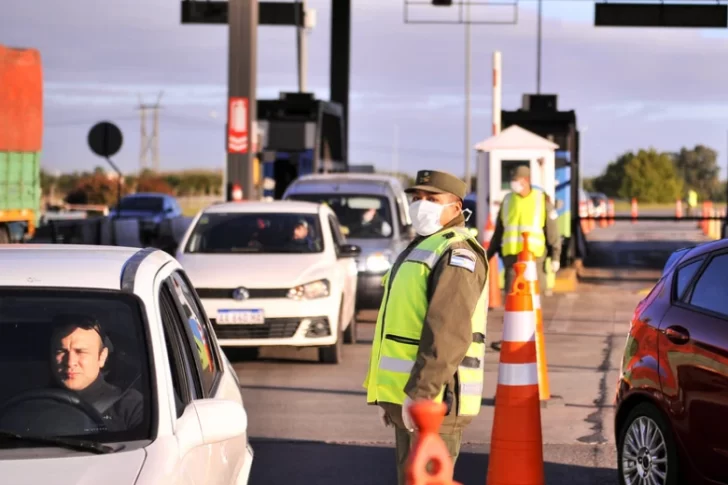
[501,189,546,257]
[363,226,488,417]
[688,190,698,208]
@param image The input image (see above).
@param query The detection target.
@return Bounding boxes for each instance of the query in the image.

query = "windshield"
[287,193,394,239]
[0,289,152,444]
[118,196,164,212]
[185,212,324,254]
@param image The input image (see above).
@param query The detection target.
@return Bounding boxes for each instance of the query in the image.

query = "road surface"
[229,283,633,485]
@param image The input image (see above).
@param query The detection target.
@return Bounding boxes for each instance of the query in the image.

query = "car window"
[167,271,221,396]
[688,253,728,317]
[159,284,197,417]
[185,212,324,254]
[328,215,346,246]
[287,193,394,239]
[0,289,152,442]
[675,259,704,301]
[118,196,164,212]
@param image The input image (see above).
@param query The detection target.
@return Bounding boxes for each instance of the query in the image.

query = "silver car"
[283,173,415,309]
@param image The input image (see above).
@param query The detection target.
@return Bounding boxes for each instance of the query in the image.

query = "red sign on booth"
[228,97,249,154]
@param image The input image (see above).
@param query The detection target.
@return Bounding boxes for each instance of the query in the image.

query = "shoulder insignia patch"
[549,209,559,220]
[443,231,455,239]
[449,248,477,272]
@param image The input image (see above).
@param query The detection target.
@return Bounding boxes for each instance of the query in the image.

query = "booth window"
[501,160,530,190]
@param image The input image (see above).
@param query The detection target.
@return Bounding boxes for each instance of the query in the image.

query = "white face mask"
[409,200,455,236]
[510,180,524,193]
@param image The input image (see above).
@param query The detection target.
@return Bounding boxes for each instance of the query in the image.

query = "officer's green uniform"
[487,165,561,296]
[363,170,489,485]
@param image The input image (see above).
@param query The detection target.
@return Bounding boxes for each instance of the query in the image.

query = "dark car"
[615,239,728,485]
[109,193,183,243]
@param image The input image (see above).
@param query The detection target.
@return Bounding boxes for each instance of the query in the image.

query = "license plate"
[216,309,265,325]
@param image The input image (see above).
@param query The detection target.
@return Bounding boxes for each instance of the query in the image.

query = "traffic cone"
[608,199,615,226]
[631,198,638,224]
[599,203,608,228]
[487,261,545,485]
[517,232,557,405]
[675,199,682,219]
[405,400,463,485]
[482,217,502,309]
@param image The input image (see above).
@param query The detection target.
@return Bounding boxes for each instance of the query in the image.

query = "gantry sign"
[180,0,351,201]
[594,2,728,28]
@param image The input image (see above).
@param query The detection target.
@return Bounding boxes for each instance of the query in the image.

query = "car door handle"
[664,325,690,345]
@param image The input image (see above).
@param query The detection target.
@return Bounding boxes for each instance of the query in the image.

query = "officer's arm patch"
[448,248,477,273]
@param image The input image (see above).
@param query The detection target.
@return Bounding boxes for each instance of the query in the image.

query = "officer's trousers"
[394,426,463,485]
[502,254,546,296]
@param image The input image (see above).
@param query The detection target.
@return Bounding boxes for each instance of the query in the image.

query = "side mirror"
[338,244,361,258]
[194,398,248,445]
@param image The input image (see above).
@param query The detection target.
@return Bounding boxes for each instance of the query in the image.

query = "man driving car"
[50,314,143,432]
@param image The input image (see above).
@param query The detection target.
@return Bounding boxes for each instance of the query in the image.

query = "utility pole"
[137,91,163,173]
[464,0,472,194]
[536,0,543,94]
[295,0,308,92]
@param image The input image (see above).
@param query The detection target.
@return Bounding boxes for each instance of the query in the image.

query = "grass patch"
[179,196,221,217]
[612,201,676,212]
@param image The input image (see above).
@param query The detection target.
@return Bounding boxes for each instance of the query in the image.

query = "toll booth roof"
[473,125,560,152]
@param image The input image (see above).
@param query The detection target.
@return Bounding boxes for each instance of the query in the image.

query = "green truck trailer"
[0,45,43,243]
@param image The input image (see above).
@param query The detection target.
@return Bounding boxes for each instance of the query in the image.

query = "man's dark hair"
[50,313,114,353]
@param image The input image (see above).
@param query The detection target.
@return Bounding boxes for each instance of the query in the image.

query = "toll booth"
[474,124,558,291]
[474,125,558,238]
[256,92,347,199]
[501,94,580,266]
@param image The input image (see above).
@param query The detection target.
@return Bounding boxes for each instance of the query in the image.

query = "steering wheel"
[0,388,107,434]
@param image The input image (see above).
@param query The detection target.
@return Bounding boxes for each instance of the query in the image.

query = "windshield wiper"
[0,430,117,454]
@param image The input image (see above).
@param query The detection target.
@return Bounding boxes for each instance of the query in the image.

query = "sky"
[4,0,728,179]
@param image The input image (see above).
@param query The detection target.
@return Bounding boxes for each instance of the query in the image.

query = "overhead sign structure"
[228,97,249,154]
[594,3,728,28]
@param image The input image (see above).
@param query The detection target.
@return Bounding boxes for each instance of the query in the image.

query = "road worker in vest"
[487,165,561,296]
[363,169,489,485]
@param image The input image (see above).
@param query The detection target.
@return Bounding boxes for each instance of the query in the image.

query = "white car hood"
[3,448,145,485]
[179,253,333,288]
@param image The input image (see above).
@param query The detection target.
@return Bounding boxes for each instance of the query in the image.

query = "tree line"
[43,167,223,205]
[583,145,726,203]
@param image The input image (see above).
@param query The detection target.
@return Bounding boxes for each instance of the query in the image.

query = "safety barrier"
[28,215,192,254]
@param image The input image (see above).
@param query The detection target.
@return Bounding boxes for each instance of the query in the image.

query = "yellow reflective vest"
[363,226,488,417]
[501,189,547,257]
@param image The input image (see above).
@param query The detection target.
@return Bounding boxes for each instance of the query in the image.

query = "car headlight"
[288,279,330,300]
[365,253,392,273]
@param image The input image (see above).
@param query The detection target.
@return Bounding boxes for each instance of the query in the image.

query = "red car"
[615,239,728,485]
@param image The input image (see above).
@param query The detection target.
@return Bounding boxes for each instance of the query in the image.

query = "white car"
[175,201,360,364]
[0,245,253,485]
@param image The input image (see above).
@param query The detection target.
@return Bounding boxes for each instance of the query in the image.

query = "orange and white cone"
[517,232,554,404]
[487,261,545,485]
[482,216,502,309]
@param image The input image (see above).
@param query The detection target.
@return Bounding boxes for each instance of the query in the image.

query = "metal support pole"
[227,0,257,201]
[464,1,472,193]
[330,0,351,165]
[295,0,307,92]
[536,0,543,94]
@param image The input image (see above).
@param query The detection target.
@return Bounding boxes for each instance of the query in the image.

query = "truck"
[0,44,42,243]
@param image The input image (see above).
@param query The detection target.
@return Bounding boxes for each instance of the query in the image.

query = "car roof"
[288,173,405,194]
[203,200,323,215]
[678,238,728,262]
[0,245,173,290]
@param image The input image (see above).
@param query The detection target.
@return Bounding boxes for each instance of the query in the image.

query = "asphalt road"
[218,214,715,485]
[227,282,637,485]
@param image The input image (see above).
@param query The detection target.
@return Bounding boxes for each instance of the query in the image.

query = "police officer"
[363,170,489,485]
[487,165,561,296]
